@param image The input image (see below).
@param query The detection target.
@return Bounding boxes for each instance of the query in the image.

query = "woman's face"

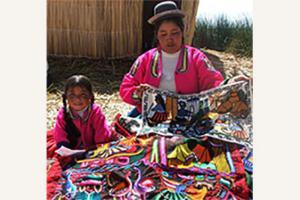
[157,21,183,53]
[66,86,91,111]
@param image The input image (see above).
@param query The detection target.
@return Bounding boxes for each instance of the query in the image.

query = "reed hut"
[47,0,199,59]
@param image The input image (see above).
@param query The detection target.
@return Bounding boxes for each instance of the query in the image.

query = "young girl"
[53,75,116,157]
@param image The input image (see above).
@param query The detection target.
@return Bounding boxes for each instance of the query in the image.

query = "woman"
[120,1,240,117]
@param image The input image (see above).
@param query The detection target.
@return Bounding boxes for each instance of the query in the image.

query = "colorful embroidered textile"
[141,81,252,148]
[48,135,250,199]
[243,151,253,174]
[48,81,253,199]
[111,113,143,138]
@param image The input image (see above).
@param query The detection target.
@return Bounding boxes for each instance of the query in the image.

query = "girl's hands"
[55,146,86,157]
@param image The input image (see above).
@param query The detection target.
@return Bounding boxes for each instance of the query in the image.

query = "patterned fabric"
[48,81,253,200]
[119,45,224,112]
[141,81,252,148]
[243,151,253,173]
[48,136,249,200]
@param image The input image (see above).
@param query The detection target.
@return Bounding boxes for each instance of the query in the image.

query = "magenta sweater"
[54,104,113,149]
[120,45,224,112]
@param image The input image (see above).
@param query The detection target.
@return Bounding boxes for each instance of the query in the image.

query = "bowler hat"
[148,1,185,25]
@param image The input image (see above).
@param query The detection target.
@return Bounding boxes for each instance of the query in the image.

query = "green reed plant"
[193,15,252,57]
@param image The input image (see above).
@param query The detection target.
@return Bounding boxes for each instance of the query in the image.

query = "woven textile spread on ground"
[49,135,251,199]
[48,81,253,200]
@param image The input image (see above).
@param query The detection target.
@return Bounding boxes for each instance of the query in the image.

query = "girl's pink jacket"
[54,104,113,149]
[120,45,224,112]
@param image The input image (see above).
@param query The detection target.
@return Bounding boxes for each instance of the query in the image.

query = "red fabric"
[111,113,133,138]
[47,157,63,200]
[230,145,250,199]
[150,112,168,123]
[193,144,211,163]
[204,145,249,199]
[47,129,56,159]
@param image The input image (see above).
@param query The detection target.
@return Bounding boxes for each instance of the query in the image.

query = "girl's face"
[157,21,183,53]
[66,86,91,111]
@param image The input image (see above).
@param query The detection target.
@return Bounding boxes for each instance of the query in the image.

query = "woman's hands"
[135,84,154,99]
[55,146,86,157]
[228,74,252,84]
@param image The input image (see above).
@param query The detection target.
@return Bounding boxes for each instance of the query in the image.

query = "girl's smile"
[66,86,91,111]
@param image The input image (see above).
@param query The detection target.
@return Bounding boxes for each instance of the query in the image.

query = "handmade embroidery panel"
[141,81,253,148]
[49,135,250,200]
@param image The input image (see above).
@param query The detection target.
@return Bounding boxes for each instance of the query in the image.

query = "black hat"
[148,1,185,25]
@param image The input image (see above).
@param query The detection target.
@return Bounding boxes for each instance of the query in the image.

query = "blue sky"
[197,0,252,21]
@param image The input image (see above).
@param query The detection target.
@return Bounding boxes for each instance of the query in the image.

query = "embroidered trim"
[129,59,139,76]
[151,51,159,78]
[177,47,188,73]
[203,56,216,71]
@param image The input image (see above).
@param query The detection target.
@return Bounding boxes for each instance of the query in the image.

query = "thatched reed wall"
[47,0,199,59]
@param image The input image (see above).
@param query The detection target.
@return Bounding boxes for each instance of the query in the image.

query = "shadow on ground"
[47,56,136,94]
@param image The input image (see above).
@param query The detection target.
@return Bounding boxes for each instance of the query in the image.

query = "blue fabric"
[127,107,141,118]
